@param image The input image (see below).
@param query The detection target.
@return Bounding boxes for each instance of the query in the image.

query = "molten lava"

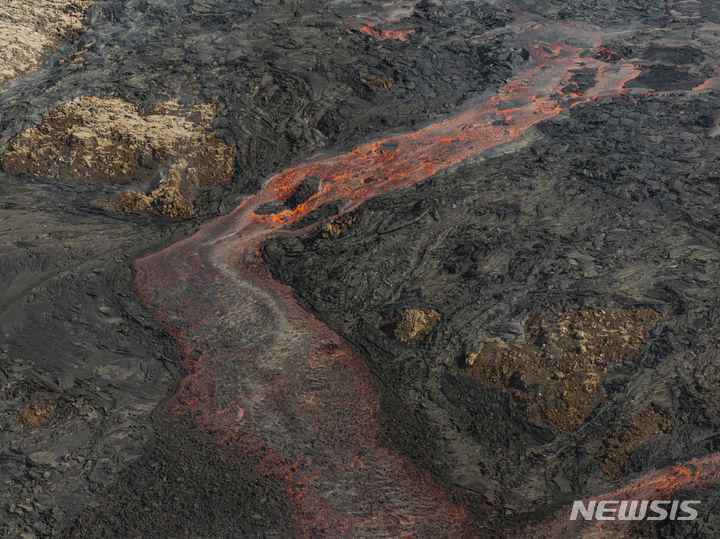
[134,10,719,536]
[357,25,415,41]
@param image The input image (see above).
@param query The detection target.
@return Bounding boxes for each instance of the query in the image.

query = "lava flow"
[134,12,718,537]
[527,452,720,538]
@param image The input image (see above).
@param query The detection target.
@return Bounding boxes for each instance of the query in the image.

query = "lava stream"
[527,452,720,538]
[134,14,717,537]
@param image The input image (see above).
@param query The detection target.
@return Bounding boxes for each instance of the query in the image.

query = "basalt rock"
[3,0,720,536]
[16,393,57,429]
[0,96,236,189]
[462,305,662,433]
[254,176,322,215]
[99,163,196,218]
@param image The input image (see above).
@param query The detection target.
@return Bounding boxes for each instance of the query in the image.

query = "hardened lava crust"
[1,0,720,537]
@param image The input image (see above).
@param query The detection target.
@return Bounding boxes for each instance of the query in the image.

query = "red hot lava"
[134,12,718,537]
[357,25,415,41]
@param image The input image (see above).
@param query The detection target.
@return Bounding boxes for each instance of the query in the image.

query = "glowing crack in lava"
[134,14,718,537]
[357,25,415,41]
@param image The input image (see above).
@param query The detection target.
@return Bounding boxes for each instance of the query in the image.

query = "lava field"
[2,0,720,537]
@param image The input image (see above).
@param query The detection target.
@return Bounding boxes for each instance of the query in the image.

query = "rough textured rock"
[61,425,289,539]
[595,406,673,477]
[2,0,720,535]
[16,393,57,429]
[267,90,720,525]
[0,0,515,534]
[0,0,95,85]
[0,96,236,188]
[309,214,357,246]
[99,162,196,218]
[385,308,442,347]
[0,172,188,538]
[462,305,662,432]
[0,0,512,213]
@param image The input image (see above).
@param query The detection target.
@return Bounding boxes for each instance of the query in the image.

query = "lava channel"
[134,13,718,536]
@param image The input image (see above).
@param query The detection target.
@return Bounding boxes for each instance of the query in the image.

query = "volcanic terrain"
[2,0,720,537]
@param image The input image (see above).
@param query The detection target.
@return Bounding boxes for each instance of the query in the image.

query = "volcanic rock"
[385,308,441,347]
[0,0,95,85]
[0,0,519,531]
[3,0,720,535]
[17,394,56,429]
[266,88,720,525]
[462,306,662,432]
[99,163,196,218]
[0,96,236,189]
[595,406,672,477]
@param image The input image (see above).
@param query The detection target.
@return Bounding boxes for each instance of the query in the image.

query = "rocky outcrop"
[462,306,662,433]
[16,393,56,429]
[0,0,95,86]
[1,96,236,187]
[99,162,196,218]
[385,308,441,347]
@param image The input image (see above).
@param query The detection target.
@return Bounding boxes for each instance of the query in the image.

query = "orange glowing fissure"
[134,13,717,536]
[358,25,415,41]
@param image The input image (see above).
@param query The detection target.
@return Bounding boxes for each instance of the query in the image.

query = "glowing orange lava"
[357,25,415,41]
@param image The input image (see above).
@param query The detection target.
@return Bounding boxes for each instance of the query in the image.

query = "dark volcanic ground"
[1,0,720,537]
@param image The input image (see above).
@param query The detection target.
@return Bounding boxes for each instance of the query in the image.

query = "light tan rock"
[0,96,236,188]
[389,308,441,347]
[0,0,95,85]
